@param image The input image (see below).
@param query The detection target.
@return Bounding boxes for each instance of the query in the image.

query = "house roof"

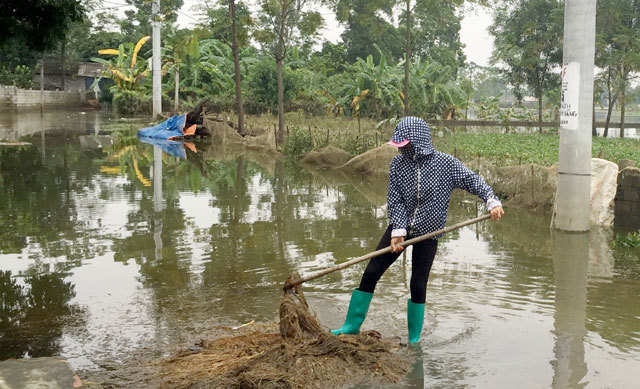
[77,63,104,77]
[36,61,104,77]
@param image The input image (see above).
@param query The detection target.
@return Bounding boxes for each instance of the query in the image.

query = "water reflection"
[0,270,84,359]
[404,347,425,389]
[552,231,588,388]
[153,145,163,267]
[40,111,45,161]
[1,113,640,386]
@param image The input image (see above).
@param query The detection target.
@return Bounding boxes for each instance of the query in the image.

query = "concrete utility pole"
[152,0,162,119]
[552,0,596,231]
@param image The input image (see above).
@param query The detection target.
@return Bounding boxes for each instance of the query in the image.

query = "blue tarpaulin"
[137,115,187,140]
[138,137,188,159]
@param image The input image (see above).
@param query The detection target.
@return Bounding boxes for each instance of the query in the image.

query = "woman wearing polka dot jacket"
[331,116,504,344]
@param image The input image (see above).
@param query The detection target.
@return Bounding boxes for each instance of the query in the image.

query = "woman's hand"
[391,236,405,253]
[490,206,504,221]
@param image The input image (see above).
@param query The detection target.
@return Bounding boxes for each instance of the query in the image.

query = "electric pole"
[152,0,162,119]
[552,0,596,231]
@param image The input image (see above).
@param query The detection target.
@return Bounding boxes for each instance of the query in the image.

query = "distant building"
[33,61,105,93]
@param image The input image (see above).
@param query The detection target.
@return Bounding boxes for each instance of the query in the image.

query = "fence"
[428,119,636,129]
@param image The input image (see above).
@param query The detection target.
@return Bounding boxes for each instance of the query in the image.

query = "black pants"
[358,225,438,304]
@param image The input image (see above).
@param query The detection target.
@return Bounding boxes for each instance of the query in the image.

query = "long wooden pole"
[283,214,492,290]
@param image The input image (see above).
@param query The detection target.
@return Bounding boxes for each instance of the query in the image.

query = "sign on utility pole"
[152,0,162,119]
[552,0,596,232]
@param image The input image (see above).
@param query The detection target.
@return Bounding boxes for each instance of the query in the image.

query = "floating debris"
[157,273,411,389]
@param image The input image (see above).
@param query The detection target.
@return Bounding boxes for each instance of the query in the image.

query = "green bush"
[0,65,33,88]
[209,93,235,113]
[336,134,376,156]
[612,230,640,249]
[113,90,150,115]
[283,126,313,158]
[12,65,33,88]
[0,65,13,86]
[245,58,301,113]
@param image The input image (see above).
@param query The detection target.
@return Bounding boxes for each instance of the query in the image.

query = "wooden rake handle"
[283,214,492,290]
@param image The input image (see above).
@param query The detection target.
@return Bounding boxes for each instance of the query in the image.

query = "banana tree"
[92,36,150,92]
[408,58,464,119]
[162,33,200,112]
[171,38,239,106]
[339,46,404,117]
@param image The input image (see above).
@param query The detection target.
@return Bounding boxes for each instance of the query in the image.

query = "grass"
[437,133,640,167]
[149,111,640,167]
[245,111,384,136]
[243,112,393,158]
[436,133,560,166]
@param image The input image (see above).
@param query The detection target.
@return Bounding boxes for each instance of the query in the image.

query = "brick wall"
[0,86,86,110]
[615,167,640,229]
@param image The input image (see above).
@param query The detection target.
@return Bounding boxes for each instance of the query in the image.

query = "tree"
[119,0,184,40]
[163,30,201,112]
[0,0,85,52]
[201,0,254,135]
[308,42,348,77]
[230,0,246,135]
[254,0,324,146]
[333,0,402,64]
[245,55,301,112]
[595,0,640,138]
[62,1,127,64]
[490,0,564,133]
[340,48,404,118]
[397,0,466,115]
[161,37,238,107]
[92,36,152,113]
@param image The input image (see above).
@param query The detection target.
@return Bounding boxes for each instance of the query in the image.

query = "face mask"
[400,143,414,156]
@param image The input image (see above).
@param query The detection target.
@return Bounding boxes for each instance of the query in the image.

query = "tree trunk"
[465,94,470,120]
[174,68,179,112]
[230,0,245,136]
[604,97,613,138]
[403,0,411,116]
[276,56,285,147]
[604,85,614,138]
[620,79,625,138]
[537,89,543,134]
[603,68,616,138]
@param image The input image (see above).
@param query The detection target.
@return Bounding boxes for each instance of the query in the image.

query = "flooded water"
[1,110,639,388]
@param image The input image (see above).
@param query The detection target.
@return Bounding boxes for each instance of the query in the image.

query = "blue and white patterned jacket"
[387,117,501,238]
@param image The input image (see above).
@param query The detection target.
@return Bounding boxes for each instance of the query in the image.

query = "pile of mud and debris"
[157,276,412,389]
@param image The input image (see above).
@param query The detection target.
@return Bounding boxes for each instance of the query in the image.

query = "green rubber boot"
[331,289,373,335]
[407,299,425,344]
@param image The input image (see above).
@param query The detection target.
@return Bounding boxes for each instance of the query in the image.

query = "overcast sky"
[137,0,495,66]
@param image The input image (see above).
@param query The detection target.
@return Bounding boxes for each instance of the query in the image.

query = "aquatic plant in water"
[611,230,640,249]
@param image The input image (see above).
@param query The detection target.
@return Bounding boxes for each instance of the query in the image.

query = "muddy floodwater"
[1,110,639,388]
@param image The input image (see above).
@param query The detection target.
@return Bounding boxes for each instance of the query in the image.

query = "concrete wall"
[615,167,640,230]
[0,86,86,111]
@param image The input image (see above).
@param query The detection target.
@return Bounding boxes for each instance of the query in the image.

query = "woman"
[331,116,504,343]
